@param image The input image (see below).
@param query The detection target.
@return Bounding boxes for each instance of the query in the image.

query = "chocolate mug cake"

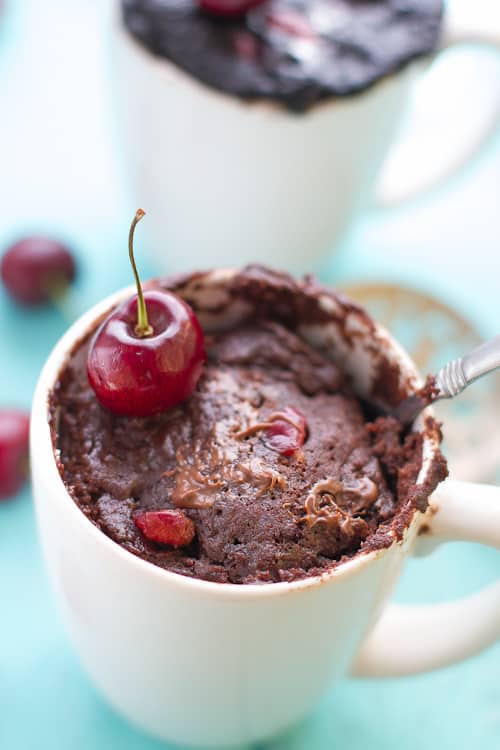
[32,244,499,747]
[50,266,447,584]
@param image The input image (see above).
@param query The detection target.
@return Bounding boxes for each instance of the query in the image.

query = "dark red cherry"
[199,0,264,19]
[87,210,206,417]
[264,407,306,456]
[134,508,195,548]
[1,236,76,306]
[88,289,206,416]
[0,410,30,500]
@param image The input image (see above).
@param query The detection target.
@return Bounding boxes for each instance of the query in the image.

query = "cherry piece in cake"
[199,0,264,19]
[264,407,307,456]
[134,508,195,548]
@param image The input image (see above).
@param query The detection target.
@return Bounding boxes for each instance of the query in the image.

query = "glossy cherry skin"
[0,236,76,306]
[87,289,206,417]
[199,0,264,19]
[134,508,195,548]
[0,410,30,500]
[265,407,306,456]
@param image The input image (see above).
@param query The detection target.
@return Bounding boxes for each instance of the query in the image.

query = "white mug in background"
[31,269,500,748]
[109,1,500,274]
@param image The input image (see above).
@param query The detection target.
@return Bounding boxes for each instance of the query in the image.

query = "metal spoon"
[392,333,500,426]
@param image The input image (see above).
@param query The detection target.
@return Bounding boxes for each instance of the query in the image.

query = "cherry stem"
[129,209,153,338]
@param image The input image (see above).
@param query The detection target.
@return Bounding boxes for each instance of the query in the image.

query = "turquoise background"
[1,1,499,748]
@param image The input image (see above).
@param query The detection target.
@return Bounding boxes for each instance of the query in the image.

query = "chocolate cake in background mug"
[111,0,500,272]
[121,0,443,112]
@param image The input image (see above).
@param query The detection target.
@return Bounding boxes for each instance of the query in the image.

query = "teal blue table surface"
[1,2,499,748]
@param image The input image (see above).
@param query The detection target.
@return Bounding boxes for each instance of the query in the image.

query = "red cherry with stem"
[87,210,206,417]
[264,407,306,456]
[0,410,30,500]
[1,237,76,306]
[134,508,195,548]
[199,0,264,19]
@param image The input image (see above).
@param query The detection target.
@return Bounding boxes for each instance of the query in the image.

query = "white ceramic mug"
[109,1,500,274]
[31,269,500,747]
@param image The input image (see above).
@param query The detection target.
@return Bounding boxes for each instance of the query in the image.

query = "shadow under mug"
[109,0,500,274]
[31,269,500,747]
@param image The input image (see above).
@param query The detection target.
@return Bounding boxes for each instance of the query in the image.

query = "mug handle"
[376,0,500,207]
[352,479,500,677]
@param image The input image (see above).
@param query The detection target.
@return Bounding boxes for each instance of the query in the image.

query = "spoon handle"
[436,334,500,398]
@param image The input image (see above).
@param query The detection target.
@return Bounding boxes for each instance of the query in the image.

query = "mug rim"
[31,273,438,600]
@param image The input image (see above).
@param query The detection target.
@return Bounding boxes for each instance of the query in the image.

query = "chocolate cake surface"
[121,0,443,112]
[50,268,447,584]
